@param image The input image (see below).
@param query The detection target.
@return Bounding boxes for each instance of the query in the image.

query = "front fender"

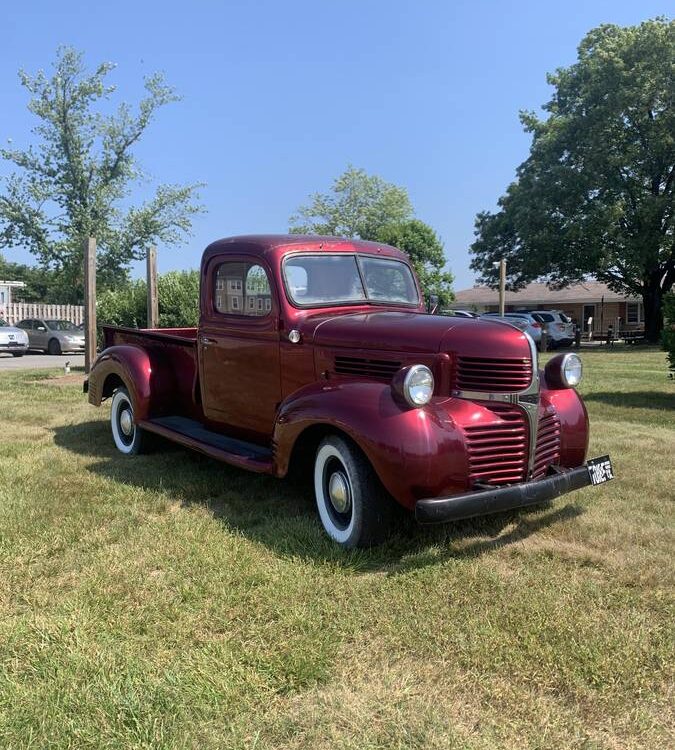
[273,380,467,509]
[87,345,163,421]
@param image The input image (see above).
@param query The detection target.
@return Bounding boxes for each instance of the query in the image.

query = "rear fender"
[273,380,465,509]
[87,345,169,421]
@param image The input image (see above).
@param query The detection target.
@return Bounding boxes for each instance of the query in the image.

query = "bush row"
[97,270,199,330]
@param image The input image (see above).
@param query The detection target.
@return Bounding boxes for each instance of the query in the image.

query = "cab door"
[198,256,282,442]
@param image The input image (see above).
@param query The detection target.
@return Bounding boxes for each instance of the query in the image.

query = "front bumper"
[415,459,607,524]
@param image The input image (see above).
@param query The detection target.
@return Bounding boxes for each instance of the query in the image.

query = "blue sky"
[1,0,671,289]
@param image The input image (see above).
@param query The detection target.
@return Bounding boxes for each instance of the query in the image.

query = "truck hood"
[310,311,532,360]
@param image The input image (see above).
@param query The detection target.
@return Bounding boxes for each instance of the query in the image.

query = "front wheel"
[11,352,25,358]
[110,387,147,455]
[313,435,394,549]
[48,338,61,355]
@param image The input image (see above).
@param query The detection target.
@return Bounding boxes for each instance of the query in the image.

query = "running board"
[140,416,273,474]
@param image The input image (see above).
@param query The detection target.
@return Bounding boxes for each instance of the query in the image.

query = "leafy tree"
[290,166,413,239]
[290,166,453,302]
[0,252,58,302]
[0,47,203,304]
[470,19,674,342]
[375,220,454,305]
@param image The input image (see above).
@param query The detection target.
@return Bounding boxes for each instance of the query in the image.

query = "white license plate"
[587,455,614,485]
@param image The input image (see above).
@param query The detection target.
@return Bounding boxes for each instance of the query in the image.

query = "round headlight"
[545,352,582,388]
[403,364,434,407]
[563,353,583,387]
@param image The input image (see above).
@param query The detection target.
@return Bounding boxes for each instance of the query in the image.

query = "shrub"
[97,270,200,330]
[662,292,675,373]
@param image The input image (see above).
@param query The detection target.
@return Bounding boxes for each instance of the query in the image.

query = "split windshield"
[283,254,419,307]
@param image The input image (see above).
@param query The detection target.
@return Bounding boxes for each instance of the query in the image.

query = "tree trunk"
[642,282,664,343]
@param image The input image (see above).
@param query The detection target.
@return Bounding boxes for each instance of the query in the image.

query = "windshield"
[283,254,418,307]
[45,320,78,331]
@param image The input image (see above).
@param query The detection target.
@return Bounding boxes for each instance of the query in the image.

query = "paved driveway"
[0,353,86,371]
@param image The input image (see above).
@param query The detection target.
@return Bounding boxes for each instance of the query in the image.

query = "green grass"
[0,348,673,749]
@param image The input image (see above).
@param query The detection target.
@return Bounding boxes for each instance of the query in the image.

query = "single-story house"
[450,281,643,333]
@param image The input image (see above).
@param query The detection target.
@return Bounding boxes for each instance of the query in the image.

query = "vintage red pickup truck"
[85,234,613,548]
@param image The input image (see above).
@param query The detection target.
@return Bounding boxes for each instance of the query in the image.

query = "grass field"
[0,347,673,749]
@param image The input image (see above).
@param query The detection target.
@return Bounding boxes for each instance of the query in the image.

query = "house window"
[626,302,642,325]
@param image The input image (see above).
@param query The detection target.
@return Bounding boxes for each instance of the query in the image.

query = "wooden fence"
[0,302,84,326]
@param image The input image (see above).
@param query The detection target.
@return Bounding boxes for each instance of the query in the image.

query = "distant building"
[450,281,643,333]
[0,280,26,310]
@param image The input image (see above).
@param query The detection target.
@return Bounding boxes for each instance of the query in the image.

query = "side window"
[214,261,272,317]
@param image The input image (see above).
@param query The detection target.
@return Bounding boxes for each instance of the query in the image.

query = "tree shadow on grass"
[584,390,674,411]
[53,420,585,573]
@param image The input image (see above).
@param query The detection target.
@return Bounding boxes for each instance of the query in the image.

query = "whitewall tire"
[110,387,147,455]
[313,435,394,549]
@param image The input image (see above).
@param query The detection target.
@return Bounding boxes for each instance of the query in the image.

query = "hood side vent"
[334,356,401,380]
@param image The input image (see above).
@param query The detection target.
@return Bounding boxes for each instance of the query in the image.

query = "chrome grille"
[455,356,532,393]
[464,403,529,486]
[532,411,561,479]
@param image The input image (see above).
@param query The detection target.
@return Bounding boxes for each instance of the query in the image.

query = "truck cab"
[86,235,612,548]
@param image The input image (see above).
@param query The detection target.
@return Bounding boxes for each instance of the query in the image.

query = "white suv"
[525,310,575,348]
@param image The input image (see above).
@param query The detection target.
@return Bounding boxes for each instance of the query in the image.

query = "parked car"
[0,318,29,357]
[16,318,86,354]
[442,309,479,318]
[527,310,575,348]
[481,312,543,348]
[85,234,613,549]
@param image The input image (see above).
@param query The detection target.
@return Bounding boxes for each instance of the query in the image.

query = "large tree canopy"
[470,18,674,341]
[0,47,203,303]
[290,166,453,303]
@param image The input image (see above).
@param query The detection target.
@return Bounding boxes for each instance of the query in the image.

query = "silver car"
[481,312,543,348]
[16,318,85,355]
[0,318,30,357]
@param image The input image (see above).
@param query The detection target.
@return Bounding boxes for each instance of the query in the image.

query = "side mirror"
[37,326,46,331]
[427,294,439,315]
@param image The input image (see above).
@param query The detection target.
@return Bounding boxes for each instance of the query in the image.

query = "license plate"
[587,455,614,485]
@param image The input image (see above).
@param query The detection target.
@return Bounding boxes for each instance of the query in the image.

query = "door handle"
[200,336,217,345]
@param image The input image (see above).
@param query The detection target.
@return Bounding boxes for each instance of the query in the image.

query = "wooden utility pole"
[83,237,97,374]
[498,258,506,317]
[147,245,159,328]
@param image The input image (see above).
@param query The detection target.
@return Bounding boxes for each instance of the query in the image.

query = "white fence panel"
[0,302,84,326]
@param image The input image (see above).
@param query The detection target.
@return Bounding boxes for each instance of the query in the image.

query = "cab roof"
[201,234,410,266]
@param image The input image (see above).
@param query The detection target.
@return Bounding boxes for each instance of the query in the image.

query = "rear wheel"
[110,387,147,455]
[11,352,24,358]
[313,435,394,548]
[48,338,61,355]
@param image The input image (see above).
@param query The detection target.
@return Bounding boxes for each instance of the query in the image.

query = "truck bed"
[102,325,199,417]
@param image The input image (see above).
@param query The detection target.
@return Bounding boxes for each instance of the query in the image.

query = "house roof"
[452,281,639,307]
[0,280,26,288]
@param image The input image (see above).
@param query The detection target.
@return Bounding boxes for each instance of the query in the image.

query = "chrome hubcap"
[119,408,133,436]
[328,471,351,514]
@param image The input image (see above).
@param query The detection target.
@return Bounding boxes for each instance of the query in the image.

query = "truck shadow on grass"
[53,419,584,573]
